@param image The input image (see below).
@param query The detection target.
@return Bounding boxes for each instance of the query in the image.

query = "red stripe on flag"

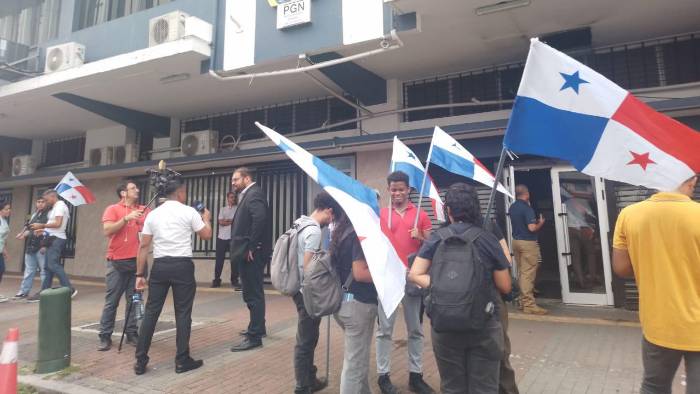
[474,157,494,177]
[612,94,700,172]
[74,185,96,204]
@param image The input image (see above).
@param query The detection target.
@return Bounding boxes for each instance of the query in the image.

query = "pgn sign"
[277,0,311,30]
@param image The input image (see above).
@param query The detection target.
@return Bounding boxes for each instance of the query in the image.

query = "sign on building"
[277,0,311,29]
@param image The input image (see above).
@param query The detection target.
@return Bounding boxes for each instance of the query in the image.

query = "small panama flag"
[55,172,96,206]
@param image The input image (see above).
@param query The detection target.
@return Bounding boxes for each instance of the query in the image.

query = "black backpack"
[425,226,496,332]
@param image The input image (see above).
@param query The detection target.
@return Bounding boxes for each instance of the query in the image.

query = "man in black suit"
[229,167,269,352]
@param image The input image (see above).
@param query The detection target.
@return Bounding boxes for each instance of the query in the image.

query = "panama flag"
[256,122,405,316]
[504,38,700,191]
[390,137,446,222]
[55,172,96,206]
[429,126,512,196]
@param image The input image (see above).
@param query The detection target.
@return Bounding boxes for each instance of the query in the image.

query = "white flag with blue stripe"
[256,122,406,316]
[429,126,512,197]
[390,136,445,222]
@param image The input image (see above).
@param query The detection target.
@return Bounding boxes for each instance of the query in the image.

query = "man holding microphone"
[98,180,149,351]
[133,178,212,375]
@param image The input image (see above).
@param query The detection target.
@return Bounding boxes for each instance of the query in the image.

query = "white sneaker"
[71,288,78,298]
[0,295,8,303]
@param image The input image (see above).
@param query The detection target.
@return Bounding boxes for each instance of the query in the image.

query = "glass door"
[550,166,614,305]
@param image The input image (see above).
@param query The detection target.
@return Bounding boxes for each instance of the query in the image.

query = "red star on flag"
[627,151,656,171]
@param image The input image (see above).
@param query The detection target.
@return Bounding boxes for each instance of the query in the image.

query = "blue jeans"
[0,253,5,283]
[41,238,72,290]
[19,251,47,295]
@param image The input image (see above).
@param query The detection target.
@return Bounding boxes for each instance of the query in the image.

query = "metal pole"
[483,147,508,230]
[413,142,435,228]
[325,315,331,383]
[118,296,135,352]
[388,161,394,230]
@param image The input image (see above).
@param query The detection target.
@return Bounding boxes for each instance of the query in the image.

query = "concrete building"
[1,0,699,309]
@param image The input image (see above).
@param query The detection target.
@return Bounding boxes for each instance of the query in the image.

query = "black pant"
[214,238,238,284]
[293,292,322,393]
[431,319,504,394]
[234,242,266,340]
[497,297,519,394]
[641,337,700,394]
[136,257,196,364]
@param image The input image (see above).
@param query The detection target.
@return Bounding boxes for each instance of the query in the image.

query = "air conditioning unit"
[181,130,219,157]
[11,155,34,176]
[112,144,138,165]
[151,137,173,160]
[148,11,213,47]
[89,147,114,167]
[44,42,85,74]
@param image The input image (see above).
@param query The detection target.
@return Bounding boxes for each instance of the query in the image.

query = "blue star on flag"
[407,152,416,160]
[559,71,589,94]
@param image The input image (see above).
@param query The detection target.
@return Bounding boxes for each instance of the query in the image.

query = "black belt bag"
[109,258,137,273]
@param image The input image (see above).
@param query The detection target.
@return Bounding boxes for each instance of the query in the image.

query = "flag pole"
[483,147,508,230]
[388,161,394,230]
[414,141,434,228]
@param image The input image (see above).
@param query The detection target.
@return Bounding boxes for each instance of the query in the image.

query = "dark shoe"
[233,284,242,291]
[378,374,400,394]
[97,336,112,351]
[238,329,267,338]
[126,333,139,347]
[311,377,328,392]
[409,372,435,394]
[175,358,203,374]
[230,337,262,352]
[211,279,221,288]
[134,360,147,375]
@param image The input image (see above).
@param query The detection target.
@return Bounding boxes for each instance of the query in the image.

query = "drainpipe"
[208,30,404,82]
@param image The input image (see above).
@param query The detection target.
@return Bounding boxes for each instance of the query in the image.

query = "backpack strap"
[342,271,354,292]
[436,226,456,241]
[459,227,484,243]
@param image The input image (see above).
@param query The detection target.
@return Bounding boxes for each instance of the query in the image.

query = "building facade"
[1,0,699,309]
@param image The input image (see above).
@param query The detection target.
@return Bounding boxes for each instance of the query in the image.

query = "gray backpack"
[302,228,354,319]
[425,226,496,332]
[271,222,318,296]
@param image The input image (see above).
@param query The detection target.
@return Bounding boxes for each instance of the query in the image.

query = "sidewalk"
[0,275,686,393]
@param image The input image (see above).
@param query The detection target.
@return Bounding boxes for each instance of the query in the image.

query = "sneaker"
[409,372,435,394]
[378,374,400,394]
[97,336,112,351]
[12,293,27,300]
[71,288,78,298]
[26,293,41,303]
[523,305,548,315]
[310,377,328,392]
[0,295,8,303]
[175,357,203,373]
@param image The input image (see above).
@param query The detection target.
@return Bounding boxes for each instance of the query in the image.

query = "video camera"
[145,160,182,208]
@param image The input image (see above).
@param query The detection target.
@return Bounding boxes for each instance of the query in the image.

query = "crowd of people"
[0,167,697,394]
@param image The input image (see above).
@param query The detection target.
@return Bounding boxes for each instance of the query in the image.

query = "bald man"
[508,185,547,315]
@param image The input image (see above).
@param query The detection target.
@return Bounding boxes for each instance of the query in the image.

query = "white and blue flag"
[256,122,406,316]
[390,136,445,222]
[429,126,512,197]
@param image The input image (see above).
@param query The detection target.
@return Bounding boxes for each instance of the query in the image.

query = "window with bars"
[182,96,358,143]
[42,136,86,167]
[0,0,61,47]
[403,33,700,122]
[73,0,174,31]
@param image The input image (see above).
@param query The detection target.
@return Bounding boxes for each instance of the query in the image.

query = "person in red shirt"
[376,171,435,394]
[98,180,149,351]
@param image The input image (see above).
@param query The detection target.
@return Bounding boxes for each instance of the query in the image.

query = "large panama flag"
[256,122,406,316]
[504,38,700,191]
[55,172,96,206]
[390,136,446,222]
[429,126,512,196]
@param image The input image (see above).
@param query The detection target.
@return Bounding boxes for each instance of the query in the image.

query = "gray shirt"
[295,215,322,285]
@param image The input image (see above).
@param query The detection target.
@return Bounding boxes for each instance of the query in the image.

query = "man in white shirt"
[212,191,239,289]
[30,190,76,297]
[133,178,212,376]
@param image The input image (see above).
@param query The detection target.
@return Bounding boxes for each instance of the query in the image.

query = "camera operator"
[97,180,149,351]
[133,178,212,375]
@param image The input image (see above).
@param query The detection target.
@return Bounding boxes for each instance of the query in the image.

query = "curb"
[19,374,105,394]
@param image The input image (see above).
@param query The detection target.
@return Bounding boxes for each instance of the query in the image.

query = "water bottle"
[132,292,145,320]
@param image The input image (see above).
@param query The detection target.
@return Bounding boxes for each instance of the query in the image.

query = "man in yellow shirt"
[612,174,699,394]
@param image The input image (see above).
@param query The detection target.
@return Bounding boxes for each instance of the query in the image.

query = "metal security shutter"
[408,185,492,228]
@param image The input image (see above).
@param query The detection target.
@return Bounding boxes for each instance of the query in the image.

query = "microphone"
[192,201,206,213]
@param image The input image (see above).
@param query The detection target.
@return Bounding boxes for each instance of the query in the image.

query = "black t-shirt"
[508,199,538,241]
[26,210,49,253]
[332,230,378,304]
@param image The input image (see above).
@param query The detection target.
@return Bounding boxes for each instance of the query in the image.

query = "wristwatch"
[135,273,145,277]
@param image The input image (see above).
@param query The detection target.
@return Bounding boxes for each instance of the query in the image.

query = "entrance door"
[551,166,614,305]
